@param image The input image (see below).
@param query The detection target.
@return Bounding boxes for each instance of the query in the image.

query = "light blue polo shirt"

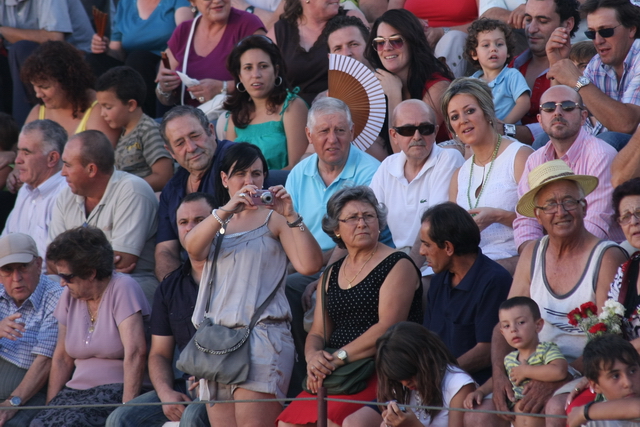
[286,146,387,251]
[471,66,530,123]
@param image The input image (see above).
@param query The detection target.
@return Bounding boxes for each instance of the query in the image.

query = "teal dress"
[226,89,300,170]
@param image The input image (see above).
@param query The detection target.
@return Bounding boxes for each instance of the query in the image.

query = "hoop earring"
[274,76,283,86]
[236,82,246,93]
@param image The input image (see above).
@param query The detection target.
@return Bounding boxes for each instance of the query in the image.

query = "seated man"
[2,120,68,270]
[420,202,512,385]
[0,233,62,426]
[466,160,627,427]
[513,85,623,252]
[48,130,159,303]
[106,193,213,427]
[371,99,464,253]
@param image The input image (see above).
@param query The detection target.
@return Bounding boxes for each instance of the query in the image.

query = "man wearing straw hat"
[467,159,627,427]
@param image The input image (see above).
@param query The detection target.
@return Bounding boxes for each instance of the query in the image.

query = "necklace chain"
[344,243,378,289]
[467,134,502,210]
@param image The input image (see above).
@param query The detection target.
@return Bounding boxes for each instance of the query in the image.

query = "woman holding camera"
[184,142,322,427]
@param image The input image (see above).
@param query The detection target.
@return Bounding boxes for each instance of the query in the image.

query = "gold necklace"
[87,303,97,333]
[344,243,378,289]
[467,134,502,210]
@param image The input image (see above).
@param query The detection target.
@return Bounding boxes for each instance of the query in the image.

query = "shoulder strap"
[279,87,300,118]
[180,15,201,106]
[203,230,225,315]
[321,261,338,345]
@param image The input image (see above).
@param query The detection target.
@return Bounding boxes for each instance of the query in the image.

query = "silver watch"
[8,396,21,407]
[575,76,591,92]
[336,349,348,362]
[503,123,516,138]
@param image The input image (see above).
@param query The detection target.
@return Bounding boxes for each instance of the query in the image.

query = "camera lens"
[261,192,273,204]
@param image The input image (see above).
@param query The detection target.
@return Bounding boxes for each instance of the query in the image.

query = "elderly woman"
[277,186,423,427]
[364,9,454,148]
[266,0,366,106]
[30,227,149,427]
[444,78,532,274]
[222,35,308,170]
[156,0,266,107]
[184,142,322,427]
[20,41,119,145]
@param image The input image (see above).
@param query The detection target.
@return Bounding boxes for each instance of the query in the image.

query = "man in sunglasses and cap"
[547,0,640,145]
[513,85,622,253]
[0,233,62,426]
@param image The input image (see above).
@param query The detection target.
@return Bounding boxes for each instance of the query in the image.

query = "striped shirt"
[504,341,565,400]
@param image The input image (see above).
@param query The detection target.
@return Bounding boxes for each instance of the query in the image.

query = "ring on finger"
[239,193,246,198]
[198,96,205,103]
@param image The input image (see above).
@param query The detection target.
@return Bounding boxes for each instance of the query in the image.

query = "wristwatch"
[575,76,591,92]
[336,349,348,363]
[8,396,21,407]
[503,123,516,138]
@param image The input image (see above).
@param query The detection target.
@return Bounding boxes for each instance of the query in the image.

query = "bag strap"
[180,14,200,105]
[320,262,336,345]
[203,230,225,315]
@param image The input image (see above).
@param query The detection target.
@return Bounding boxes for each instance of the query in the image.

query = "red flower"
[580,302,598,317]
[567,309,581,326]
[588,323,607,334]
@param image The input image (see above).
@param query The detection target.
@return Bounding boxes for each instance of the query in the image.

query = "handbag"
[181,15,228,121]
[177,232,280,384]
[302,263,375,395]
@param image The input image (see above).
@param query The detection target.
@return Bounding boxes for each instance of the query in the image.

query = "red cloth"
[404,0,478,27]
[423,73,452,142]
[565,388,596,426]
[276,375,378,425]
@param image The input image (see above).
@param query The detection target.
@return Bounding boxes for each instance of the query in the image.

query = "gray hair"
[441,77,497,137]
[322,186,388,249]
[307,97,353,131]
[22,119,68,156]
[160,105,212,149]
[533,179,586,207]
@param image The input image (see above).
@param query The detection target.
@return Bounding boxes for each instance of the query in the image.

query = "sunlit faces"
[376,22,410,75]
[306,113,353,167]
[587,7,636,71]
[306,0,340,22]
[239,48,277,100]
[533,180,586,237]
[177,199,213,247]
[537,86,586,141]
[617,195,640,249]
[499,305,543,350]
[590,359,640,401]
[220,157,266,196]
[31,79,65,109]
[390,102,437,161]
[418,221,452,274]
[96,89,135,130]
[194,0,231,22]
[61,137,92,195]
[0,257,42,307]
[446,94,492,146]
[15,129,54,188]
[163,115,215,173]
[472,29,509,73]
[328,26,367,64]
[336,200,380,249]
[55,260,95,300]
[524,0,563,57]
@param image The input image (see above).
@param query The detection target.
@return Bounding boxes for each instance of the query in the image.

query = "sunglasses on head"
[393,123,436,136]
[372,35,404,52]
[539,101,582,113]
[584,25,621,40]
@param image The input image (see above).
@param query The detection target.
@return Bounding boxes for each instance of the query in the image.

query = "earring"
[191,5,197,12]
[274,76,283,86]
[305,0,310,3]
[236,82,246,93]
[336,233,341,238]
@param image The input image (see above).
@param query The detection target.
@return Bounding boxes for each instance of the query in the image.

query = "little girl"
[466,18,531,124]
[343,322,476,427]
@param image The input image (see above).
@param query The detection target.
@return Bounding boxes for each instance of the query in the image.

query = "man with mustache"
[513,85,622,252]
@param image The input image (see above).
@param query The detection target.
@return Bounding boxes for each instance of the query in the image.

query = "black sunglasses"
[584,25,621,40]
[393,123,436,136]
[58,273,76,283]
[539,101,582,113]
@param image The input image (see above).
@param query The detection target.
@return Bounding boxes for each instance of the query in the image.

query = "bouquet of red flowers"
[567,300,624,340]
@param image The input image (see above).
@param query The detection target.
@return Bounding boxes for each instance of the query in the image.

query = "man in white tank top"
[464,160,627,427]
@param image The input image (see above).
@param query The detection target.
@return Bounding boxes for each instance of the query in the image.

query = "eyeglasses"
[372,35,404,52]
[58,273,77,283]
[0,257,35,277]
[539,101,582,113]
[584,25,621,40]
[618,208,640,225]
[535,198,584,214]
[338,213,378,226]
[393,123,436,137]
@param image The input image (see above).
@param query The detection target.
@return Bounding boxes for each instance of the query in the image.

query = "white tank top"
[457,140,523,260]
[530,236,621,362]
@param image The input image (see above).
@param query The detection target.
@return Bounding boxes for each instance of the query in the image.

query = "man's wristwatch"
[8,396,21,407]
[575,76,591,92]
[336,349,348,363]
[503,123,516,138]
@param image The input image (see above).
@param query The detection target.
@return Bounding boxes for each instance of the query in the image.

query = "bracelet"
[212,209,233,234]
[245,5,255,13]
[156,83,172,99]
[221,80,228,94]
[286,214,305,231]
[584,401,595,422]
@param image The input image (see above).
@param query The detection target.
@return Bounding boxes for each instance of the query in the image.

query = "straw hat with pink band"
[516,159,599,218]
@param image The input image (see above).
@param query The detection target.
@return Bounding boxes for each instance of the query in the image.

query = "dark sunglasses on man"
[539,101,582,113]
[392,123,436,136]
[584,24,621,40]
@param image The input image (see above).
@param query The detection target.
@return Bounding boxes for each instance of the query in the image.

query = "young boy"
[464,297,568,427]
[567,334,640,427]
[96,66,173,192]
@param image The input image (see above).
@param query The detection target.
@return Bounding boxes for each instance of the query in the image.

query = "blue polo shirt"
[157,139,233,244]
[286,146,387,251]
[423,251,512,384]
